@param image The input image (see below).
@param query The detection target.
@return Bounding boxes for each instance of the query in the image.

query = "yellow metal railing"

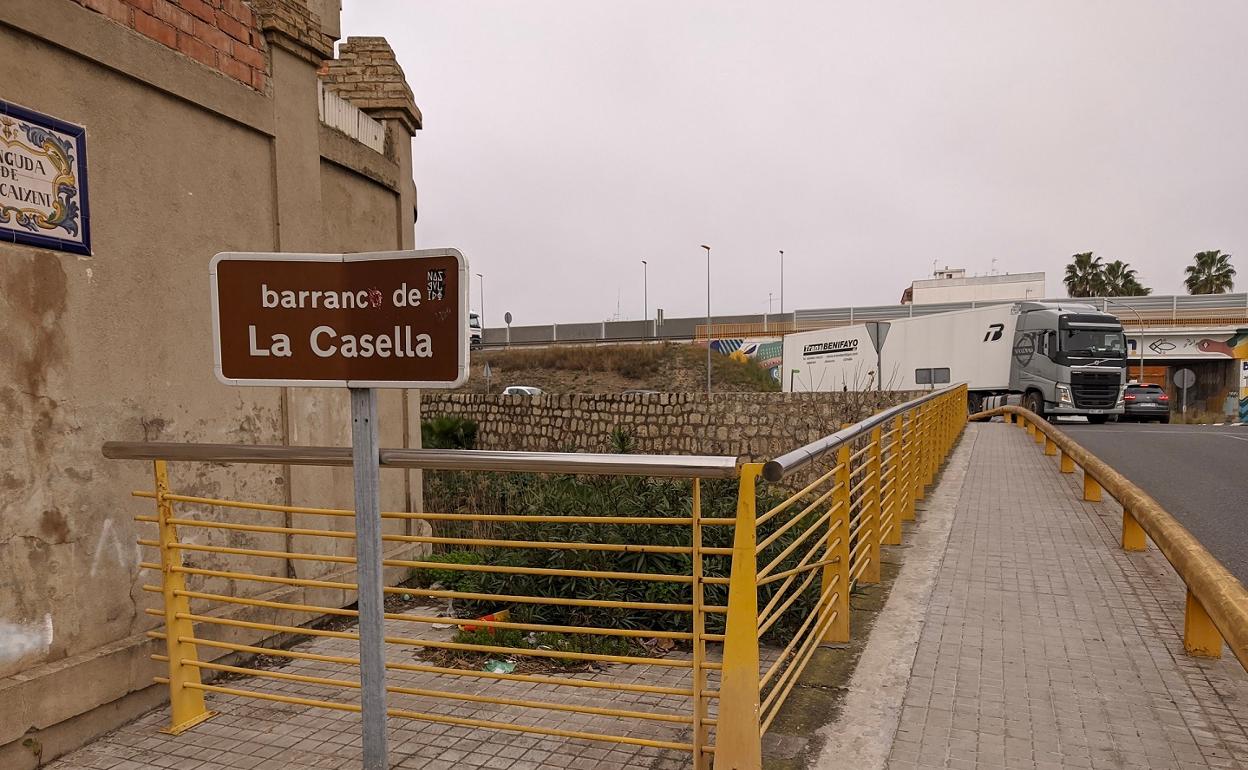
[714,384,969,768]
[128,461,738,763]
[971,406,1248,672]
[107,385,969,768]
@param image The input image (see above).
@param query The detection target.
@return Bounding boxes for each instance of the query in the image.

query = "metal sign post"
[209,248,470,770]
[1176,368,1196,418]
[350,388,387,770]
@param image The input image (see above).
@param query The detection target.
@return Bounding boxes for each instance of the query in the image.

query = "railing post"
[1059,451,1075,474]
[1044,437,1057,456]
[945,393,953,440]
[154,460,213,734]
[1082,471,1102,502]
[930,400,942,479]
[691,479,708,770]
[901,411,917,518]
[824,445,852,643]
[913,405,927,501]
[1033,423,1045,445]
[861,427,883,583]
[1121,509,1147,552]
[716,464,763,770]
[883,416,904,545]
[928,401,938,479]
[1184,590,1224,658]
[944,393,955,450]
[927,401,939,482]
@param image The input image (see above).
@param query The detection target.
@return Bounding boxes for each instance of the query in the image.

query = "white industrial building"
[901,268,1046,305]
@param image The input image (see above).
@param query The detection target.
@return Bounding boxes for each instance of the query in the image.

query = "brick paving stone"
[45,585,760,769]
[886,423,1248,770]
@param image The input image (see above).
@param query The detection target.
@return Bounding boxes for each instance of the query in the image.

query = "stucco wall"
[420,391,924,460]
[0,1,422,763]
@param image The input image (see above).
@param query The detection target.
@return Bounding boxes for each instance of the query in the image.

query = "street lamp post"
[701,245,711,396]
[1107,298,1145,382]
[476,273,484,329]
[641,260,648,326]
[779,250,784,315]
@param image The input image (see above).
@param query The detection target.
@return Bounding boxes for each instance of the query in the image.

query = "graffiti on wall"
[711,338,784,380]
[1127,329,1248,359]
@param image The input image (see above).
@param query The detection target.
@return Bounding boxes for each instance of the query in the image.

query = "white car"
[501,385,543,396]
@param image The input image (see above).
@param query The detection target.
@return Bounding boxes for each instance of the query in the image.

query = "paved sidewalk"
[44,610,708,770]
[886,422,1248,770]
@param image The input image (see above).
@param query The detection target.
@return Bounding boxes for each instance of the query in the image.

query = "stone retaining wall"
[420,391,925,461]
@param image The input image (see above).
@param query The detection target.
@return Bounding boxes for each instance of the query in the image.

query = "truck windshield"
[1061,329,1125,358]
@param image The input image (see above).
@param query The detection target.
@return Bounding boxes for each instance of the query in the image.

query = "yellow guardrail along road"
[972,405,1248,674]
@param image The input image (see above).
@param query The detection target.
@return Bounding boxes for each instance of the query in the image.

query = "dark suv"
[1122,383,1170,423]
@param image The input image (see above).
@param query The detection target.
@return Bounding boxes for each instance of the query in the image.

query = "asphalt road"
[1056,421,1248,585]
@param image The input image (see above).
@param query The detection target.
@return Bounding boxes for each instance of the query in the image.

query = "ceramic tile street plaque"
[0,99,91,255]
[211,250,468,387]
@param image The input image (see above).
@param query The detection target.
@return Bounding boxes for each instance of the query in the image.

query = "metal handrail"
[970,406,1248,671]
[762,384,964,482]
[101,441,741,479]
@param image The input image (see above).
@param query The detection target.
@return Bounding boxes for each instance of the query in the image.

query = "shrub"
[412,550,484,588]
[422,415,478,450]
[415,469,827,644]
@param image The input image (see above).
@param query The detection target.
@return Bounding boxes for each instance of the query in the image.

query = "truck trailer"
[782,302,1128,422]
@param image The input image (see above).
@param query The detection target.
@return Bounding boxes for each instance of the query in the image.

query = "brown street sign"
[210,249,468,388]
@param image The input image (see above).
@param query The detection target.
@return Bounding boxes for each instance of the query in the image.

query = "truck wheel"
[1024,391,1045,419]
[1087,415,1108,425]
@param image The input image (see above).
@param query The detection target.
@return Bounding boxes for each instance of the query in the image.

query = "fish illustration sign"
[0,99,90,255]
[1126,331,1248,360]
[210,250,469,388]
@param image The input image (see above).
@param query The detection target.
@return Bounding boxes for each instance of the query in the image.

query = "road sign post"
[349,387,387,770]
[1175,368,1196,418]
[210,249,468,769]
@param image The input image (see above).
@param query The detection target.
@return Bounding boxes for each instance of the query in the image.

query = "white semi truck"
[782,302,1128,422]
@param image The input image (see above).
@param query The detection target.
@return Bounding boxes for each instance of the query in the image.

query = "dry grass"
[449,342,780,394]
[485,344,671,380]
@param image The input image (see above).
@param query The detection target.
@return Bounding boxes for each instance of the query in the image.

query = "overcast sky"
[342,1,1248,327]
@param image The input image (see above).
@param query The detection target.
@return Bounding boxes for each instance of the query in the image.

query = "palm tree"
[1102,260,1151,296]
[1064,252,1105,297]
[1184,250,1236,294]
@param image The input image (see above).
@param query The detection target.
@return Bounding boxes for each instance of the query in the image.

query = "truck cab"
[469,312,482,349]
[1009,303,1126,423]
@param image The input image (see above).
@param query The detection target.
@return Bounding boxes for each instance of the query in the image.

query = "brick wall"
[420,391,925,461]
[319,36,422,134]
[73,0,268,91]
